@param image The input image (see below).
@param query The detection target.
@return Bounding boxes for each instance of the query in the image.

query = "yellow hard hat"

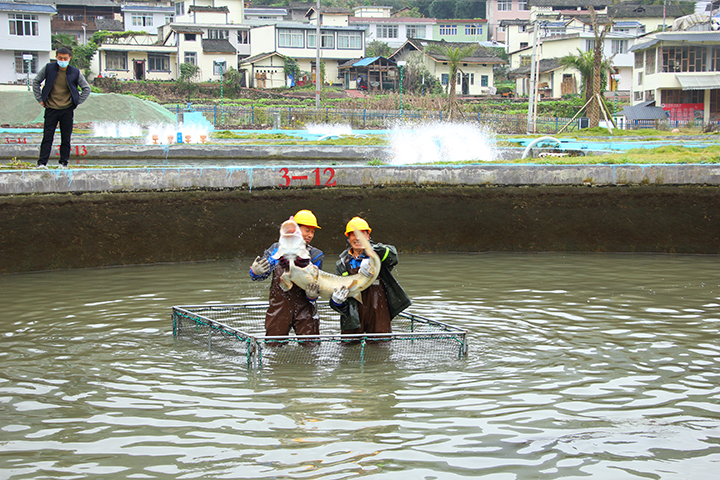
[345,216,371,236]
[294,210,320,229]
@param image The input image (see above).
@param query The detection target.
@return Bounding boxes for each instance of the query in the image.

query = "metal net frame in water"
[171,303,468,367]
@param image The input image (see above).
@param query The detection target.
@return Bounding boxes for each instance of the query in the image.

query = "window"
[131,14,153,27]
[238,30,249,44]
[469,73,475,85]
[278,29,304,47]
[105,51,127,70]
[611,40,627,55]
[520,42,528,49]
[309,31,335,48]
[213,60,226,76]
[481,75,489,87]
[165,15,174,25]
[441,73,449,85]
[377,25,398,38]
[637,71,642,85]
[465,24,482,36]
[148,54,169,71]
[645,90,654,101]
[14,51,37,74]
[518,0,529,10]
[712,47,720,71]
[586,40,596,52]
[634,91,643,101]
[207,29,228,40]
[184,51,196,65]
[498,0,511,11]
[175,1,185,16]
[662,89,703,104]
[635,51,643,69]
[184,33,196,41]
[406,25,425,38]
[338,31,362,49]
[645,48,655,74]
[9,14,38,36]
[662,46,706,73]
[520,56,531,66]
[439,24,457,35]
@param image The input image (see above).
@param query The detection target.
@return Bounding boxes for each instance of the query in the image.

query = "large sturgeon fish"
[272,217,380,301]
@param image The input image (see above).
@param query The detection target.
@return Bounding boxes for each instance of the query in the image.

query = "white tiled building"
[0,2,55,84]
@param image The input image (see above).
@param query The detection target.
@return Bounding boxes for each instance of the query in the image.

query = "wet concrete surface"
[2,185,719,273]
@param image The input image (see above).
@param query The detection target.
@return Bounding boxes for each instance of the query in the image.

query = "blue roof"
[353,56,382,67]
[0,3,56,13]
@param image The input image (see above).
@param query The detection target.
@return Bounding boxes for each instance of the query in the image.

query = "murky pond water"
[2,253,720,479]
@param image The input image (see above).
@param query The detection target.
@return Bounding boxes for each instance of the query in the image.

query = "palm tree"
[427,42,477,121]
[560,49,608,104]
[52,33,78,51]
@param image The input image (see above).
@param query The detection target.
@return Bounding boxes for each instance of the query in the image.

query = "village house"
[433,18,489,44]
[0,1,56,84]
[122,3,175,36]
[389,38,506,96]
[241,21,366,89]
[486,0,531,45]
[36,0,122,45]
[629,29,720,124]
[349,5,435,49]
[94,0,250,82]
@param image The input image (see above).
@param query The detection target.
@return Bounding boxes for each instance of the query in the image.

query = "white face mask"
[57,60,69,68]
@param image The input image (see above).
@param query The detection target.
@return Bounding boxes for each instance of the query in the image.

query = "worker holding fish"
[330,217,411,334]
[249,210,323,337]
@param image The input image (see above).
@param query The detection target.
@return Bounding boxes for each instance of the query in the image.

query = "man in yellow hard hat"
[329,216,410,334]
[250,210,323,336]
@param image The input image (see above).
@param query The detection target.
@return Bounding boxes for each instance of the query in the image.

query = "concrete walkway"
[2,164,720,195]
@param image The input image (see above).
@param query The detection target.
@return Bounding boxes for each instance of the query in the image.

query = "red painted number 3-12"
[279,167,336,187]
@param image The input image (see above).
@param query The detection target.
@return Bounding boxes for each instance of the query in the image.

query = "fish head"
[271,216,310,260]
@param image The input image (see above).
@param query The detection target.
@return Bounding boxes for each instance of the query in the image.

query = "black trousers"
[39,106,74,166]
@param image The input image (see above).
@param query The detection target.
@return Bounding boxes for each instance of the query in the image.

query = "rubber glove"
[359,258,373,277]
[332,286,349,305]
[306,282,320,302]
[251,256,270,276]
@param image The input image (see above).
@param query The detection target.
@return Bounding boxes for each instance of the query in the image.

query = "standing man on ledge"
[32,47,91,169]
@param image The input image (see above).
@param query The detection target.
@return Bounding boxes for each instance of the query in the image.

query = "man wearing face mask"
[32,47,91,169]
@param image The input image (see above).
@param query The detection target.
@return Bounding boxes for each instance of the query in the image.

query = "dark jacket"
[331,241,411,330]
[32,62,91,108]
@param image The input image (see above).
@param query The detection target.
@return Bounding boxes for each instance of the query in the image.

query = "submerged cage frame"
[172,303,468,367]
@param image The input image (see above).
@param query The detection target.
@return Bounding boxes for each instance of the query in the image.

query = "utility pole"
[527,18,539,134]
[315,0,321,109]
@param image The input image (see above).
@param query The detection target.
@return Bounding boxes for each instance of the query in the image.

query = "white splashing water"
[388,122,497,165]
[305,123,353,136]
[92,122,143,138]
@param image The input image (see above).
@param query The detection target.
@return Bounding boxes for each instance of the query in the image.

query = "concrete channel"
[2,163,720,274]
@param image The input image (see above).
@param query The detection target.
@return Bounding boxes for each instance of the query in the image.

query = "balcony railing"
[51,19,98,31]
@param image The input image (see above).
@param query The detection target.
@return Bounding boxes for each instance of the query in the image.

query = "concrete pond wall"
[2,164,720,273]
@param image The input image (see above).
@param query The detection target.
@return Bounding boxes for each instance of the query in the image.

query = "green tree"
[428,0,455,19]
[179,62,200,82]
[560,49,597,105]
[366,40,392,57]
[454,0,485,18]
[426,42,477,120]
[403,51,443,95]
[51,33,78,50]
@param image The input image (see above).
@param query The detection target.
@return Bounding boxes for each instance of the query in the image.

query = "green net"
[172,303,468,367]
[0,90,176,126]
